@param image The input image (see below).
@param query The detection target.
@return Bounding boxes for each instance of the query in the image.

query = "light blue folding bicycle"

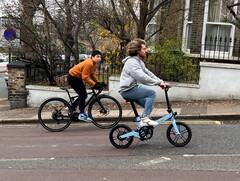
[109,87,192,149]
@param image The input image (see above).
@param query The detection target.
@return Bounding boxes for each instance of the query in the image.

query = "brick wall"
[190,0,205,54]
[158,1,185,41]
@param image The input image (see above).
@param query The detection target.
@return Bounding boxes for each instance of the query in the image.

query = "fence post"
[7,61,30,109]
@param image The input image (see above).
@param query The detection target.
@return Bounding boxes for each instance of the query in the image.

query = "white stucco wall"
[108,62,240,103]
[26,85,76,106]
[26,62,240,106]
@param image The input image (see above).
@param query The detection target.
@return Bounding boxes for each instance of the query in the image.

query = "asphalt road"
[0,123,239,180]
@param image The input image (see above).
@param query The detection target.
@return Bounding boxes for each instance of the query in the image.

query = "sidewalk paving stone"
[1,98,240,124]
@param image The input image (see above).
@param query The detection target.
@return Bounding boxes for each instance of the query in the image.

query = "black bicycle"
[38,86,122,132]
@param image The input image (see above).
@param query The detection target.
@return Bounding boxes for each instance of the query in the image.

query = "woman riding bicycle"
[119,38,169,127]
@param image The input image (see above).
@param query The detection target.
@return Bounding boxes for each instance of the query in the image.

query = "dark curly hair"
[126,38,146,56]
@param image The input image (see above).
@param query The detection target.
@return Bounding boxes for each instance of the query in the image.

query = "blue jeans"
[121,85,156,117]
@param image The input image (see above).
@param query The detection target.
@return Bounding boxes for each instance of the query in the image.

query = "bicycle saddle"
[60,87,69,91]
[124,99,135,103]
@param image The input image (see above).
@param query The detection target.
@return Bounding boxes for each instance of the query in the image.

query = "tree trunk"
[20,0,43,59]
[138,0,148,39]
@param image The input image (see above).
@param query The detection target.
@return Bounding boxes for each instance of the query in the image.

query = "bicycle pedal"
[71,112,79,122]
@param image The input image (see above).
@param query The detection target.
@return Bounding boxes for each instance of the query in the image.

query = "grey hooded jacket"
[119,56,163,93]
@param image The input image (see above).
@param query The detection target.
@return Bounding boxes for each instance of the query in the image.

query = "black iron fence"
[26,54,200,86]
[201,36,240,62]
[20,36,240,86]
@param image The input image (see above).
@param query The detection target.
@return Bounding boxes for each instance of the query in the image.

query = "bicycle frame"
[119,87,181,140]
[62,87,104,109]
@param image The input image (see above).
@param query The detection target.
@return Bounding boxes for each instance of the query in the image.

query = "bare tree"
[93,0,173,43]
[227,1,240,20]
[40,0,92,65]
[124,0,172,39]
[93,0,133,49]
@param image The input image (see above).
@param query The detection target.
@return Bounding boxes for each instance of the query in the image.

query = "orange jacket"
[69,58,99,86]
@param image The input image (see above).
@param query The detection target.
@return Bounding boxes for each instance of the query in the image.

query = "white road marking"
[0,158,47,162]
[50,145,58,148]
[12,145,42,148]
[1,143,109,149]
[183,154,240,157]
[138,157,171,166]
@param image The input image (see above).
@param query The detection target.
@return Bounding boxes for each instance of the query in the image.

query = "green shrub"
[147,40,199,83]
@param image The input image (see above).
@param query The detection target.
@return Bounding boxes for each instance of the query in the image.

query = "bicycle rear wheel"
[38,98,73,132]
[88,95,122,129]
[109,124,133,149]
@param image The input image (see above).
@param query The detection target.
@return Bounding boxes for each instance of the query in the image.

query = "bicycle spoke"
[109,124,133,148]
[38,98,72,132]
[167,122,192,147]
[89,95,122,129]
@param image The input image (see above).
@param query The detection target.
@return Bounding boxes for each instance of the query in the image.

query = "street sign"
[4,28,16,41]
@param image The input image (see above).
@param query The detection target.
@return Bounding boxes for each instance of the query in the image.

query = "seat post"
[130,101,140,118]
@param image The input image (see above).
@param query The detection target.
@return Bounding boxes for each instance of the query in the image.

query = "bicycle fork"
[171,117,181,135]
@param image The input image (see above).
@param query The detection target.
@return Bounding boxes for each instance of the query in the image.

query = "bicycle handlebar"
[160,85,171,91]
[91,82,107,91]
[91,86,104,95]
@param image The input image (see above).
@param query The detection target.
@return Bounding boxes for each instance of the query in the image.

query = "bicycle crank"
[139,126,154,141]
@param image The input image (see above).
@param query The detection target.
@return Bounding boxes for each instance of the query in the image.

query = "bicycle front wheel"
[38,98,73,132]
[88,95,122,129]
[166,122,192,147]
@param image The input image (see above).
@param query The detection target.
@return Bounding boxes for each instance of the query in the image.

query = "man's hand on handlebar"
[92,82,103,90]
[159,82,170,89]
[100,82,107,87]
[92,82,107,90]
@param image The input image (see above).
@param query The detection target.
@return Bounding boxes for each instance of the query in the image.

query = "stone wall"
[7,61,30,109]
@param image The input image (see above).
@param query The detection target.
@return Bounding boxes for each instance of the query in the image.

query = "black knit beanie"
[91,50,102,57]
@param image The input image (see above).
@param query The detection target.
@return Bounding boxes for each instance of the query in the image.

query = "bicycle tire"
[166,122,192,147]
[38,97,73,132]
[109,124,134,149]
[88,95,122,129]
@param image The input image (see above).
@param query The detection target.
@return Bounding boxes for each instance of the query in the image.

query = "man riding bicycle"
[119,38,169,127]
[67,50,106,122]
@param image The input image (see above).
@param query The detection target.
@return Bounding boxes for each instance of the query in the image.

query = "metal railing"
[26,55,201,86]
[201,36,240,62]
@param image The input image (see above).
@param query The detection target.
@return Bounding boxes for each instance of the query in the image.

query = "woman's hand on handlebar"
[159,82,170,89]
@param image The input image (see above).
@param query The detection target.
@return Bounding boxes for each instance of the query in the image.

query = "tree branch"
[227,3,240,20]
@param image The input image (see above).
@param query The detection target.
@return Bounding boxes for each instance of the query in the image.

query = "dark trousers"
[67,74,87,113]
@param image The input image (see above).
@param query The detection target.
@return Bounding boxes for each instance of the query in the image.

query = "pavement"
[1,97,240,124]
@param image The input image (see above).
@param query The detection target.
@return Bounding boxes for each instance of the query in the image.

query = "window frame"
[201,0,237,58]
[182,0,191,53]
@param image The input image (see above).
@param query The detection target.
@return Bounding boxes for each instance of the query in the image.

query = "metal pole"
[8,47,12,63]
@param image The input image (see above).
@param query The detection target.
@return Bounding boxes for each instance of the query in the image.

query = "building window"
[182,0,192,52]
[202,0,237,57]
[205,23,232,52]
[184,22,192,50]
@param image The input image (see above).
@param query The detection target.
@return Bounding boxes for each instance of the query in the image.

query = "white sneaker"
[140,117,158,126]
[78,112,92,122]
